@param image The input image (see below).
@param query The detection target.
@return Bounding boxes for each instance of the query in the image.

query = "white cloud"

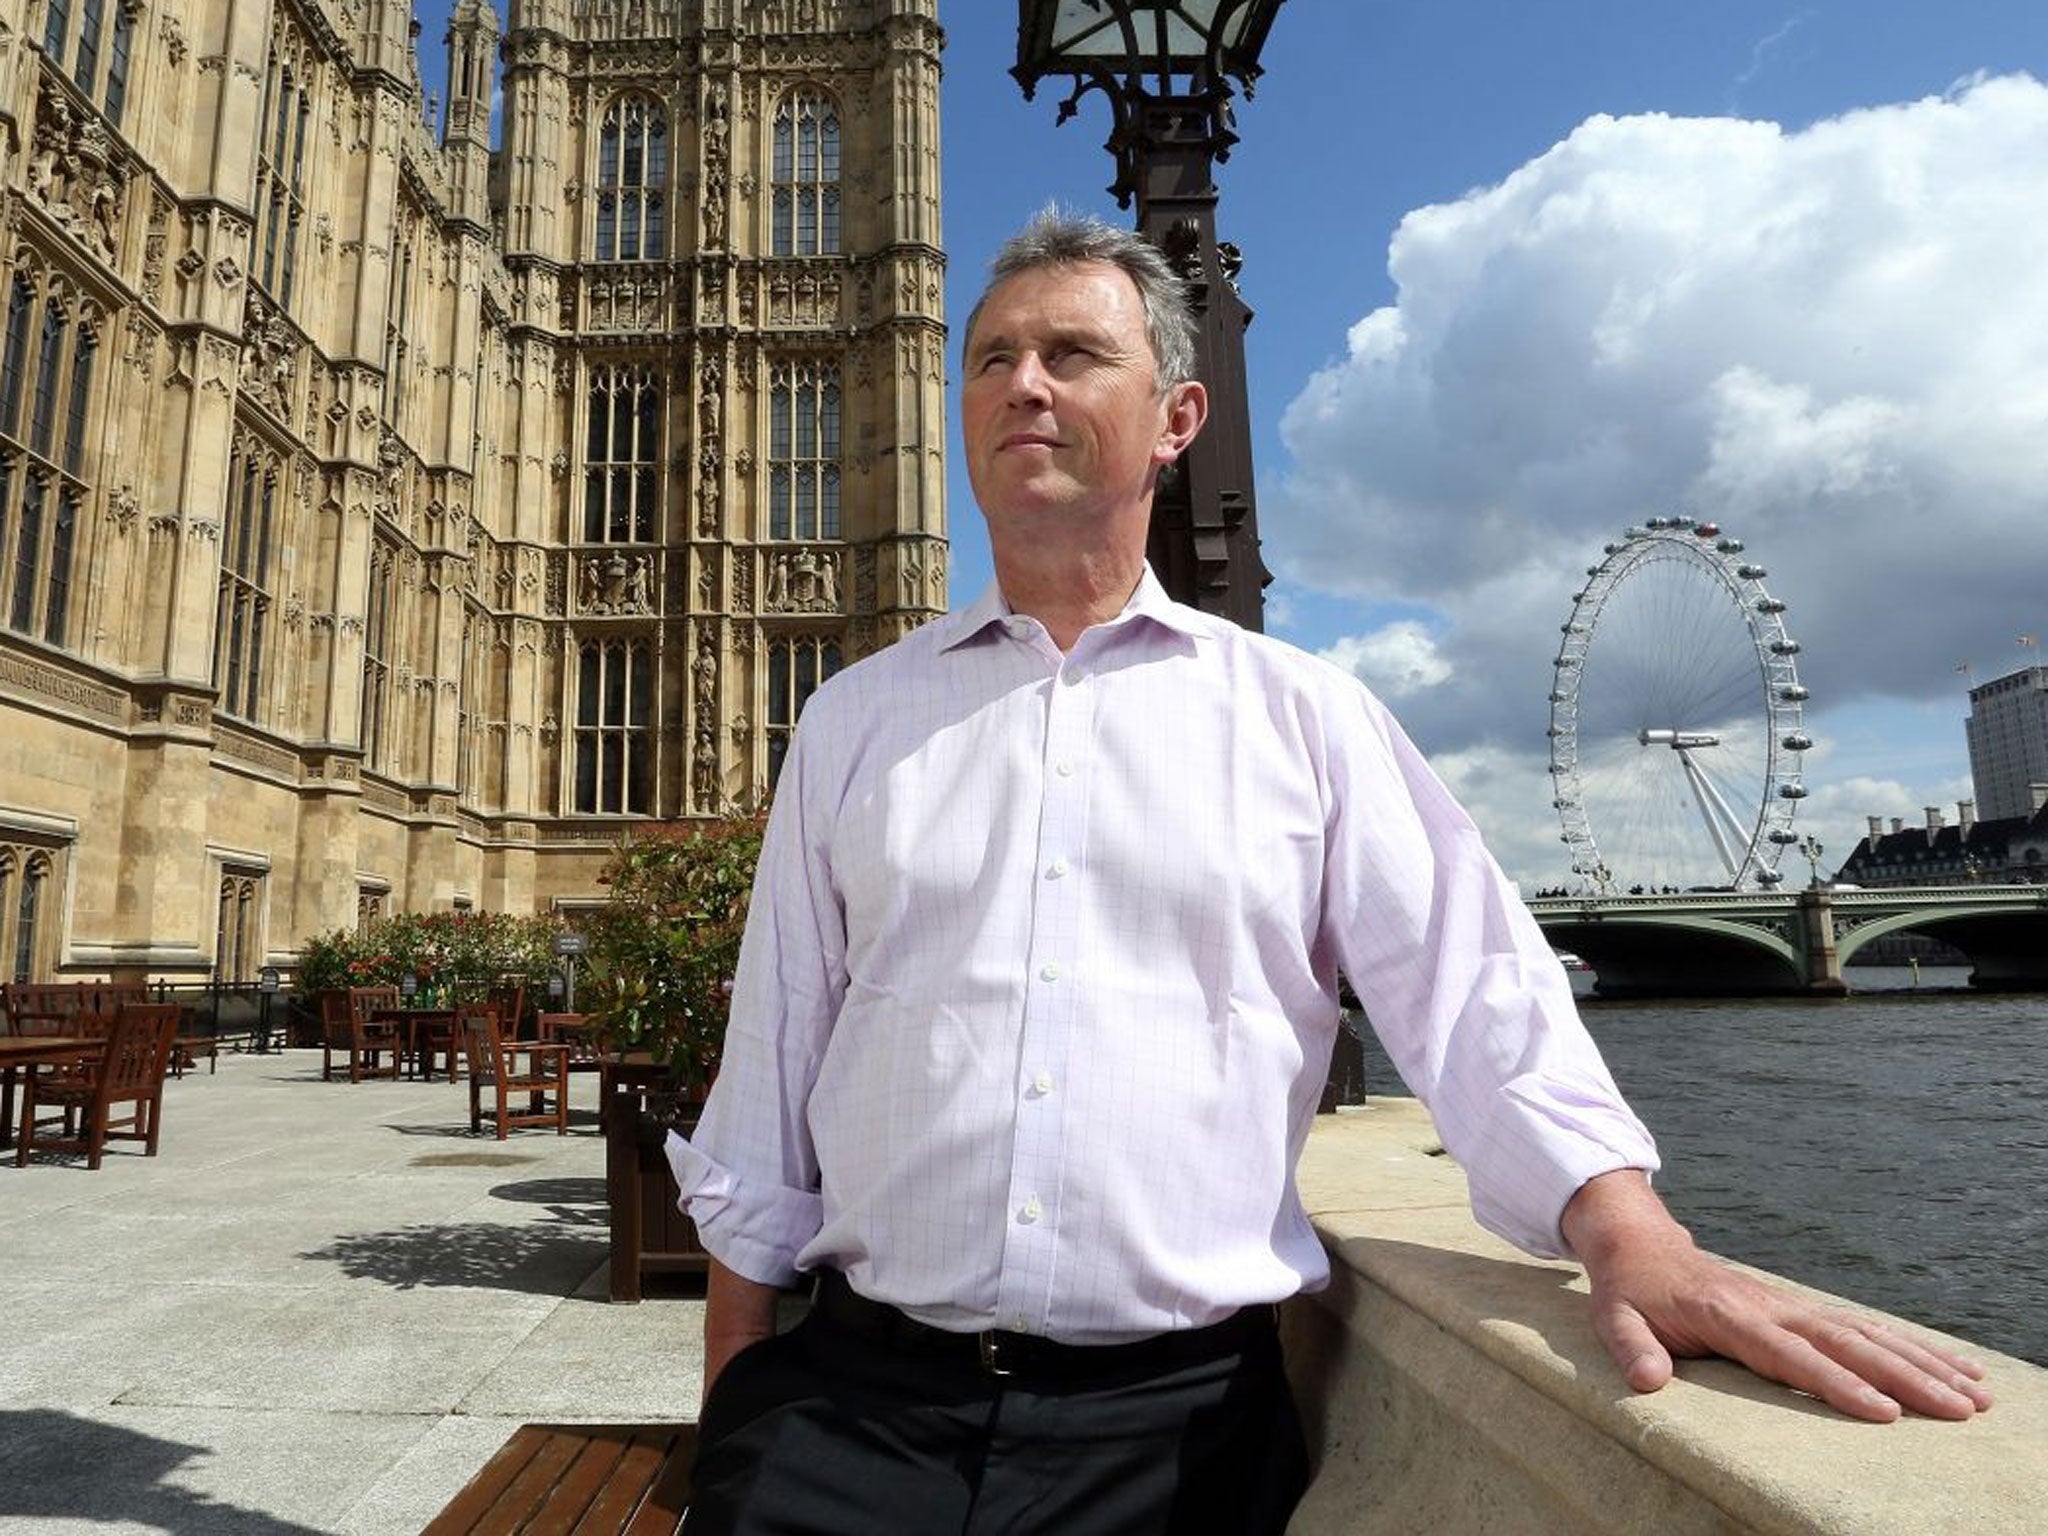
[1319,622,1452,698]
[1267,74,2048,884]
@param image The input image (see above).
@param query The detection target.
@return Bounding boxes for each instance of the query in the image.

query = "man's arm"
[1562,1169,1993,1422]
[703,1259,782,1401]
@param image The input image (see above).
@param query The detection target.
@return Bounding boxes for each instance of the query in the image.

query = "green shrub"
[581,812,768,1091]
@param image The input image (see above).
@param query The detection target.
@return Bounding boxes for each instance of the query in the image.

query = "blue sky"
[417,2,2047,886]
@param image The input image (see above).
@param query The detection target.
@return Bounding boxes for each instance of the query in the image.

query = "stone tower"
[0,0,948,981]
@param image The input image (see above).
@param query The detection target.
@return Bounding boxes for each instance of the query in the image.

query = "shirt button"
[1032,1072,1054,1096]
[1038,963,1060,982]
[1012,1315,1032,1333]
[1018,1196,1042,1224]
[1004,618,1029,638]
[1046,858,1068,879]
[1054,760,1074,777]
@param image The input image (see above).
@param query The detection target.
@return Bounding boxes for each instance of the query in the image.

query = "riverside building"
[1965,663,2048,823]
[0,0,947,983]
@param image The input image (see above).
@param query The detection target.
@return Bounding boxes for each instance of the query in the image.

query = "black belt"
[809,1269,1277,1382]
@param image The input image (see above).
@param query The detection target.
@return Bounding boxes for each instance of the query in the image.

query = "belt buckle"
[978,1330,1013,1378]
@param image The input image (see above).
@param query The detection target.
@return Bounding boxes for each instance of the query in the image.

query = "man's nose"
[1006,351,1052,405]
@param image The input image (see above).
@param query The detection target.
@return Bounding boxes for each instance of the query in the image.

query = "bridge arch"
[1834,904,2048,989]
[1535,911,1805,997]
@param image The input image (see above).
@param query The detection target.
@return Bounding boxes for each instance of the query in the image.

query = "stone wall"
[1285,1103,2044,1535]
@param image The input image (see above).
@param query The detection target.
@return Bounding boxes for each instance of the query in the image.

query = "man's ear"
[1154,381,1209,465]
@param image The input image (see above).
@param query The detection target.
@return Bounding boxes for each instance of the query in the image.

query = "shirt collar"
[937,563,1206,653]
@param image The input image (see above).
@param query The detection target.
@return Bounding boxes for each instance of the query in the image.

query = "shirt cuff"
[663,1130,824,1287]
[1459,1073,1661,1261]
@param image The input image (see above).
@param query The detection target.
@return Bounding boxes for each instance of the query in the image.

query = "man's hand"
[1561,1170,1993,1423]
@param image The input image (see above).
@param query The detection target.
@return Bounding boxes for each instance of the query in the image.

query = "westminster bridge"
[1525,884,2048,996]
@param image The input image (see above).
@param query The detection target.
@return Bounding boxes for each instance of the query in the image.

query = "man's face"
[961,261,1203,539]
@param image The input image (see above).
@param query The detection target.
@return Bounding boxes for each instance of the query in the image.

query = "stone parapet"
[1285,1101,2043,1535]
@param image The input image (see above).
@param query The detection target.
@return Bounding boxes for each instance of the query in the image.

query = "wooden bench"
[424,1422,695,1535]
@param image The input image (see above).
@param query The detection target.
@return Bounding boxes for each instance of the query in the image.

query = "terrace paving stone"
[0,1049,706,1534]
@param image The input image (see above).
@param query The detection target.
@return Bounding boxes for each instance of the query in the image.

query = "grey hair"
[965,207,1199,390]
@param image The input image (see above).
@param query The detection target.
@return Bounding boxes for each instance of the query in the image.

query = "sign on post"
[552,931,587,1010]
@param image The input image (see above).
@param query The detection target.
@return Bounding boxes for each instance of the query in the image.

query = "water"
[1366,967,2048,1366]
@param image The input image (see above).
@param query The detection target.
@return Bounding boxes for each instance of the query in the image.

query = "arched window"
[584,368,661,543]
[0,275,33,432]
[573,638,653,814]
[360,541,397,769]
[215,444,278,722]
[768,361,840,540]
[12,853,46,983]
[773,92,841,256]
[215,871,262,982]
[256,49,313,304]
[42,0,131,123]
[0,273,95,649]
[766,635,841,788]
[596,97,668,261]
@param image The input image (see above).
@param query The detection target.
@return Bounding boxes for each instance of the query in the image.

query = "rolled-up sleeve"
[664,714,846,1285]
[1319,685,1659,1259]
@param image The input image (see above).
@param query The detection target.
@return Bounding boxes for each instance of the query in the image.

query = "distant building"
[1965,664,2048,821]
[1833,799,2048,887]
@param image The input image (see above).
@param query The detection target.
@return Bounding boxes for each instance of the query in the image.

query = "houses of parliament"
[0,0,948,982]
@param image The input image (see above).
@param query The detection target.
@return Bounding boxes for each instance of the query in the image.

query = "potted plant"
[581,811,768,1301]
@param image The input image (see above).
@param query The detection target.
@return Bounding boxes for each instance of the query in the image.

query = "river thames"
[1367,966,2048,1367]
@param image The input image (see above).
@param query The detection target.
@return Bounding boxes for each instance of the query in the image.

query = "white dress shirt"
[667,567,1657,1343]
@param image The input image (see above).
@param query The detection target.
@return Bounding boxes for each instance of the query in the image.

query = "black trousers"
[684,1296,1310,1535]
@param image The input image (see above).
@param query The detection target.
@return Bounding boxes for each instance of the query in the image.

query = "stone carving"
[692,724,719,812]
[768,270,840,326]
[702,83,730,249]
[732,549,753,613]
[214,256,243,290]
[578,551,655,615]
[239,295,298,418]
[696,449,721,536]
[765,548,840,614]
[141,197,171,301]
[899,549,922,609]
[26,86,128,261]
[106,485,140,532]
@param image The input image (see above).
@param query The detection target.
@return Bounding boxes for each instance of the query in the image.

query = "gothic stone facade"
[0,0,946,981]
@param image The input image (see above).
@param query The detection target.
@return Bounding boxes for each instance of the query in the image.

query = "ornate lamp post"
[1798,834,1826,889]
[1012,0,1288,630]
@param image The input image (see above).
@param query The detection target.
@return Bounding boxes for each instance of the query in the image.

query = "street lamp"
[1013,0,1288,630]
[1798,834,1825,889]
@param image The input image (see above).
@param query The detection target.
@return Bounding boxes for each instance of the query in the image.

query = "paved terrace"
[0,1050,707,1535]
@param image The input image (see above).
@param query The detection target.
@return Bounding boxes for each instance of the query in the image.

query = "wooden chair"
[490,982,528,1040]
[537,1012,605,1073]
[16,1003,179,1168]
[322,986,401,1082]
[464,1009,570,1139]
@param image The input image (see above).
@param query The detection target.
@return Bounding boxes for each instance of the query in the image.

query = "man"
[668,211,1990,1534]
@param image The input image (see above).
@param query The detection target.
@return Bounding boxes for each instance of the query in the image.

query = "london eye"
[1547,519,1811,893]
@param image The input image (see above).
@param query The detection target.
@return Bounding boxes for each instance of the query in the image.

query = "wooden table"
[372,1008,461,1082]
[0,1035,103,1150]
[423,1422,695,1535]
